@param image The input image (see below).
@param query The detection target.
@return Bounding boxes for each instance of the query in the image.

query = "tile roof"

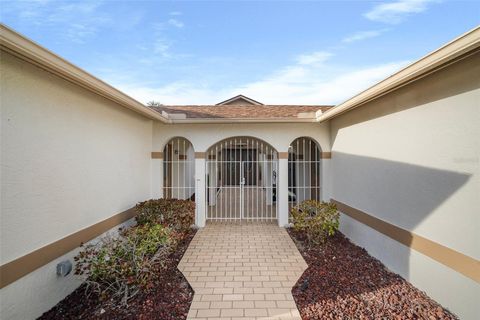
[149,105,333,119]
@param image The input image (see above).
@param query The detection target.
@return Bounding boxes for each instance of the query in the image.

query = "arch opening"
[288,137,322,213]
[163,137,195,201]
[205,137,278,221]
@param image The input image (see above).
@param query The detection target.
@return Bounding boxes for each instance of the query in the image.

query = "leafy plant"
[124,223,174,256]
[74,223,173,305]
[135,199,195,231]
[290,200,340,244]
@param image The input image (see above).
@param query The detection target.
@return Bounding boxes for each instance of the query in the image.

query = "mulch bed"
[39,230,196,320]
[287,229,458,320]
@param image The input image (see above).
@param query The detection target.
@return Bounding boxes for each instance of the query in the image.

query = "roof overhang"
[318,25,480,122]
[164,117,318,124]
[0,24,170,123]
[151,105,327,123]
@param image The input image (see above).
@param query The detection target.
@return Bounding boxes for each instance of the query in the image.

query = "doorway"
[206,137,278,221]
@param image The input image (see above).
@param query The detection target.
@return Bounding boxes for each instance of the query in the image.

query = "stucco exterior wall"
[0,52,153,319]
[0,219,136,320]
[152,122,330,153]
[329,52,480,319]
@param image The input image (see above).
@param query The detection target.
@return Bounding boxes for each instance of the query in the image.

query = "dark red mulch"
[287,229,458,320]
[38,230,196,320]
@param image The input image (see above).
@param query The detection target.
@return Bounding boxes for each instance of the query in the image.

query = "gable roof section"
[150,105,332,122]
[216,95,264,106]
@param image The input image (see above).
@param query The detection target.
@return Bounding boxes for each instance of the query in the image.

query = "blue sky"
[1,0,479,104]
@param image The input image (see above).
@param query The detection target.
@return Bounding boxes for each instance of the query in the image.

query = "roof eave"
[317,25,480,123]
[166,117,318,124]
[0,24,170,123]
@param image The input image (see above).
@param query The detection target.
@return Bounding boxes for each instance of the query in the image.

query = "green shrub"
[290,200,339,244]
[135,199,195,231]
[124,223,174,256]
[74,223,172,305]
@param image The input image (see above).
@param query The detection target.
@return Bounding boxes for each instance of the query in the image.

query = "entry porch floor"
[207,187,277,220]
[178,221,307,320]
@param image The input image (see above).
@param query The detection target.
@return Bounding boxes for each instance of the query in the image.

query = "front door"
[223,149,257,186]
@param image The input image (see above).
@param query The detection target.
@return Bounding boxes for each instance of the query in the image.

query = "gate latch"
[241,177,245,185]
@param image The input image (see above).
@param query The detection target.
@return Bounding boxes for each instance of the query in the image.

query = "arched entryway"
[163,137,195,200]
[288,137,322,212]
[205,137,278,221]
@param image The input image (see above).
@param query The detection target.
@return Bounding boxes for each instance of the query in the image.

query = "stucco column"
[321,155,331,202]
[195,153,206,227]
[151,152,163,199]
[278,153,289,227]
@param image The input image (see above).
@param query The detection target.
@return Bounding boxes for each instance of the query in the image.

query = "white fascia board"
[318,26,480,122]
[0,24,170,123]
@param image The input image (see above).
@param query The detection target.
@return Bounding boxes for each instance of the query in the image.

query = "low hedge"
[135,198,195,231]
[290,200,339,245]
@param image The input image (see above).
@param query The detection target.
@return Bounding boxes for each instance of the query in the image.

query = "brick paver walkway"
[178,222,307,320]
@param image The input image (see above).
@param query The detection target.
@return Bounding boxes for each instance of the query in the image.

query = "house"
[1,24,479,319]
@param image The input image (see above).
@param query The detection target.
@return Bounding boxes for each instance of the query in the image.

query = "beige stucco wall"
[153,121,332,208]
[330,52,480,319]
[0,218,135,320]
[153,122,330,153]
[0,52,153,319]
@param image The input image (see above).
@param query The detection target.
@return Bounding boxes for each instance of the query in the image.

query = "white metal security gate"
[288,137,322,213]
[206,137,278,221]
[163,137,195,200]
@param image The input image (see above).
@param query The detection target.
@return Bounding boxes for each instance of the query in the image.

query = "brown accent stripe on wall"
[195,152,206,159]
[321,152,332,159]
[279,152,289,159]
[0,207,136,289]
[332,199,480,284]
[280,152,330,159]
[151,152,163,159]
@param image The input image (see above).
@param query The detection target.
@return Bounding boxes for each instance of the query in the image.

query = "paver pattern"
[178,221,307,320]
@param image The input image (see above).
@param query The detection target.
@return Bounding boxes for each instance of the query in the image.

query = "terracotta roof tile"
[149,105,333,119]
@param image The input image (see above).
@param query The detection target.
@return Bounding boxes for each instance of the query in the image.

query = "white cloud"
[147,17,185,59]
[114,82,228,105]
[235,60,408,105]
[153,39,171,57]
[296,51,332,66]
[168,18,184,28]
[64,23,97,44]
[110,53,409,105]
[148,16,188,59]
[2,0,112,43]
[342,29,387,43]
[169,11,182,16]
[364,0,434,24]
